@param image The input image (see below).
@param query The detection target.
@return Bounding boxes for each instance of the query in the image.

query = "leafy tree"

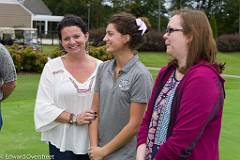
[215,0,239,34]
[43,0,110,29]
[43,0,239,34]
[42,0,59,15]
[110,0,168,31]
[209,15,217,39]
[168,0,239,35]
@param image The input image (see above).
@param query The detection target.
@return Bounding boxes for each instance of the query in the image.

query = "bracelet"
[69,113,76,125]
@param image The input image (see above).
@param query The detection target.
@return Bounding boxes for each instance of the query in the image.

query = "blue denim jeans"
[49,143,89,160]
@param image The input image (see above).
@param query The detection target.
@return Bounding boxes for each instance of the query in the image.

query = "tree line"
[43,0,240,36]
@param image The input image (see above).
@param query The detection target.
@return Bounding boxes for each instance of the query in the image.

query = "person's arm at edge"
[0,44,17,101]
[1,80,16,101]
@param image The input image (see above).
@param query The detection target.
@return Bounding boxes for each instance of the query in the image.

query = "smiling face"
[103,23,129,55]
[60,26,88,54]
[163,15,190,63]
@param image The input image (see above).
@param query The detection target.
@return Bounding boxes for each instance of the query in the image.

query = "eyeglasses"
[165,27,184,35]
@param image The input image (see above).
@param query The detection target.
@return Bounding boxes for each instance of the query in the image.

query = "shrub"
[49,46,65,58]
[7,44,23,72]
[217,34,240,52]
[139,30,166,52]
[89,45,112,61]
[7,44,48,73]
[50,45,112,61]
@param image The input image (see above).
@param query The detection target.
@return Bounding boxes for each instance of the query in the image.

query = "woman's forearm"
[1,81,16,100]
[89,117,99,147]
[55,111,71,123]
[89,92,100,146]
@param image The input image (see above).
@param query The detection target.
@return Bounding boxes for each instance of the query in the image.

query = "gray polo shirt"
[95,54,152,160]
[0,43,17,129]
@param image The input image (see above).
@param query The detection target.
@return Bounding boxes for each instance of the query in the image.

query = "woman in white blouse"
[34,15,102,160]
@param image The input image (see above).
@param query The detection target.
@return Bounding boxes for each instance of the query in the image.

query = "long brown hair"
[169,9,224,73]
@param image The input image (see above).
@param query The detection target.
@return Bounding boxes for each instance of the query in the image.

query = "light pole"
[87,3,91,31]
[239,1,240,33]
[158,0,161,32]
[87,3,91,53]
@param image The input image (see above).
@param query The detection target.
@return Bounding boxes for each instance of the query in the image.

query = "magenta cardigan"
[137,62,225,160]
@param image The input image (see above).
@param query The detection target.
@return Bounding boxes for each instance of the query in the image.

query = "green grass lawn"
[139,51,240,75]
[0,50,239,159]
[41,45,58,56]
[220,77,240,160]
[0,75,48,155]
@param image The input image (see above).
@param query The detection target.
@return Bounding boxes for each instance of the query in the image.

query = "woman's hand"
[88,146,106,160]
[76,110,97,125]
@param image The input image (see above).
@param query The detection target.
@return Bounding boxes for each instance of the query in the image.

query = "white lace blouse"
[34,57,102,154]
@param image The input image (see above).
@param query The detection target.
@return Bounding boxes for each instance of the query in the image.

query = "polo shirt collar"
[109,54,139,74]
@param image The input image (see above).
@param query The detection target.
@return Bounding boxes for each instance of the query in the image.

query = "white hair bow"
[136,18,147,35]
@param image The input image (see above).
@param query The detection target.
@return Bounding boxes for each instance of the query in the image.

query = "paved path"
[147,67,240,79]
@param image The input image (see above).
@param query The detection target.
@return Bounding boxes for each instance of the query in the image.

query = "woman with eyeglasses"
[88,12,152,160]
[34,15,102,160]
[136,9,225,160]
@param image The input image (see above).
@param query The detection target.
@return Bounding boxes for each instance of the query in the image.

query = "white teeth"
[69,46,78,49]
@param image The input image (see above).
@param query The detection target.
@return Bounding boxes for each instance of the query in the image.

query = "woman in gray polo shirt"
[89,12,152,160]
